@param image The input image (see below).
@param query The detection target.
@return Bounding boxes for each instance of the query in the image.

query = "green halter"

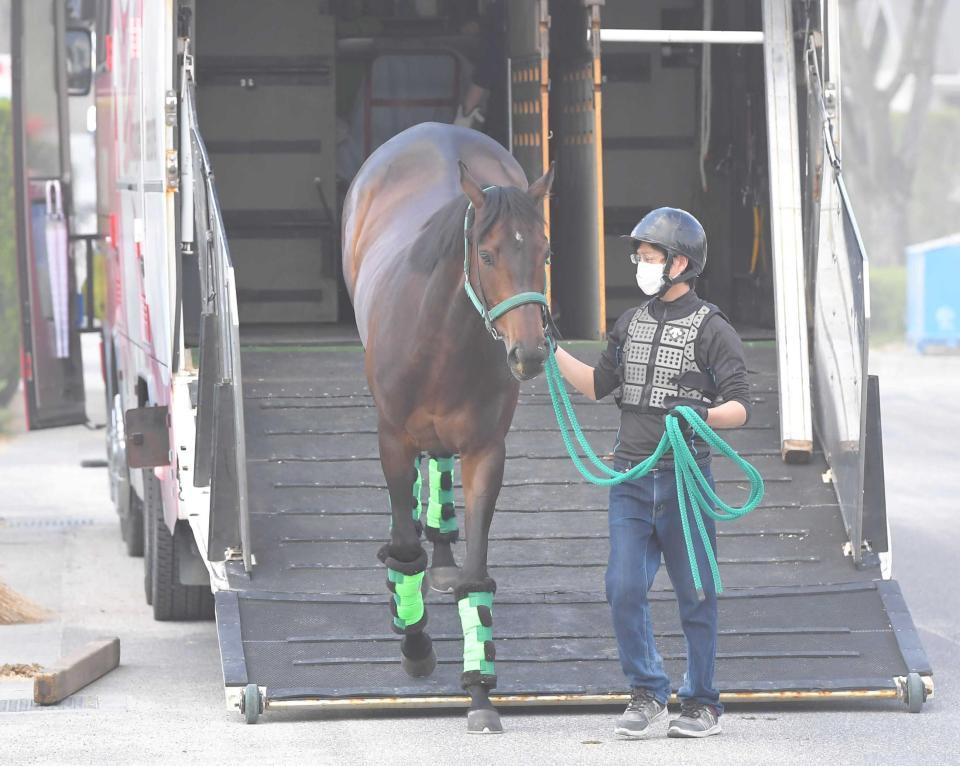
[462,187,549,340]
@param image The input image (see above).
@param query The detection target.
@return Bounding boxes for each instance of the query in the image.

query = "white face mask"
[635,261,666,296]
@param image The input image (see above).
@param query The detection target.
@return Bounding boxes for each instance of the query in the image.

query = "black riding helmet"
[624,207,708,292]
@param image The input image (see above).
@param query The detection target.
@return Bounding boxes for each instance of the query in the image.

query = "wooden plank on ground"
[33,638,120,705]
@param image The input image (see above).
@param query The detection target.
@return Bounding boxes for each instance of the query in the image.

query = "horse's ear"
[528,162,556,203]
[459,160,486,209]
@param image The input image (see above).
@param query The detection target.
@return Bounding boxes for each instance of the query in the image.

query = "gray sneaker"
[667,701,722,738]
[614,688,667,739]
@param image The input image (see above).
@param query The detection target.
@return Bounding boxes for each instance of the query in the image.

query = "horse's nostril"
[510,344,547,369]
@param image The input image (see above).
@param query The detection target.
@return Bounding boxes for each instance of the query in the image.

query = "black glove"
[662,399,708,440]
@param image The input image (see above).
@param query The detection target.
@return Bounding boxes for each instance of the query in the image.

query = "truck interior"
[191,0,482,339]
[577,0,774,334]
[187,0,773,343]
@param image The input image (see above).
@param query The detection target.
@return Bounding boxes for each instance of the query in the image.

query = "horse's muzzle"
[508,344,547,381]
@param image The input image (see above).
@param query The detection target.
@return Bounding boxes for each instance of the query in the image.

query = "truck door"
[11,0,86,428]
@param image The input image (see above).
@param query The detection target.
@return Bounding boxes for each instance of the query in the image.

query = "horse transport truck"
[12,0,933,722]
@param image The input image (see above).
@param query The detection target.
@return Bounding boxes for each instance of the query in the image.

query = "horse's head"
[460,161,556,381]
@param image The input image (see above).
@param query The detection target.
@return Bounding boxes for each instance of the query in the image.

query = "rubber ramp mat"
[216,343,930,707]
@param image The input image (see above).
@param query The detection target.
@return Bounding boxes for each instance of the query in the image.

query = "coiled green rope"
[543,348,765,594]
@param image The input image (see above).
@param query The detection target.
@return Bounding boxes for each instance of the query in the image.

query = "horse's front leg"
[376,426,436,678]
[456,441,506,734]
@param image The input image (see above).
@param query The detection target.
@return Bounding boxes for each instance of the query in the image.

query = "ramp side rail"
[805,40,871,564]
[180,52,253,572]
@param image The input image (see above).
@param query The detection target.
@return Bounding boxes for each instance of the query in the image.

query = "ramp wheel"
[906,673,925,713]
[242,684,263,724]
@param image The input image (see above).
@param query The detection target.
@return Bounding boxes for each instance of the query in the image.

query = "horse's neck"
[422,256,485,339]
[417,254,510,378]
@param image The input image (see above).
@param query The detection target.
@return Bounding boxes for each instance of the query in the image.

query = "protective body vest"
[619,299,719,412]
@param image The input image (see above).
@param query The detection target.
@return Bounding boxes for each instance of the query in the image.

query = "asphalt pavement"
[0,338,957,765]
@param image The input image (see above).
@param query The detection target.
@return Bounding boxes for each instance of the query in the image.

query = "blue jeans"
[605,460,723,713]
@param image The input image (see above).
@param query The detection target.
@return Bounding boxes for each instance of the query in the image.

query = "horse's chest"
[372,333,515,452]
[404,384,514,453]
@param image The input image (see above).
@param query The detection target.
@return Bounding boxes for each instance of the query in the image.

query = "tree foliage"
[907,106,960,243]
[840,0,950,265]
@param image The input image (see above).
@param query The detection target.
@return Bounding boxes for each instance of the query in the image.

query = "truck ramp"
[214,341,932,720]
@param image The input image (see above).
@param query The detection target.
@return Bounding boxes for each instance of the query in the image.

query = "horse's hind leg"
[425,455,460,592]
[377,430,436,678]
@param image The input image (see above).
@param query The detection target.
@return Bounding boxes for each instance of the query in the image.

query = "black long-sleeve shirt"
[592,290,752,466]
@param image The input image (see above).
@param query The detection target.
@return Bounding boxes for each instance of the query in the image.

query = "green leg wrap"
[426,456,458,540]
[458,591,496,688]
[387,568,426,633]
[412,455,423,524]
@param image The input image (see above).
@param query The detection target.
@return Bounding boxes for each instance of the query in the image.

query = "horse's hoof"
[467,708,503,734]
[427,566,460,593]
[401,647,437,678]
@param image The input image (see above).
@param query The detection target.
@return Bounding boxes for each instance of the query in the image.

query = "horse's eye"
[480,251,494,265]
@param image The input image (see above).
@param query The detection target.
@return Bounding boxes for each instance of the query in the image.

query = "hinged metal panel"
[192,313,220,489]
[125,406,171,468]
[208,383,241,562]
[862,375,889,558]
[164,89,178,126]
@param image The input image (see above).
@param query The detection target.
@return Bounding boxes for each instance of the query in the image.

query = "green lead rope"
[543,348,765,594]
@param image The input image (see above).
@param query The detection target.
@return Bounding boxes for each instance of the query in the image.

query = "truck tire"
[108,392,143,557]
[143,468,215,621]
[121,488,145,557]
[143,470,154,606]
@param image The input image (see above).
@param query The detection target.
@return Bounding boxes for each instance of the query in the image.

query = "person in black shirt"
[553,208,750,739]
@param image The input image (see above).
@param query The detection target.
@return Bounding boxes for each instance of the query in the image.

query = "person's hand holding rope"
[663,398,707,441]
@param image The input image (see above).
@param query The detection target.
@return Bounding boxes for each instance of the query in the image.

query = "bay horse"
[342,123,554,733]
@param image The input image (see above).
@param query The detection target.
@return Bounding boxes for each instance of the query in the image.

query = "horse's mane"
[408,186,544,273]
